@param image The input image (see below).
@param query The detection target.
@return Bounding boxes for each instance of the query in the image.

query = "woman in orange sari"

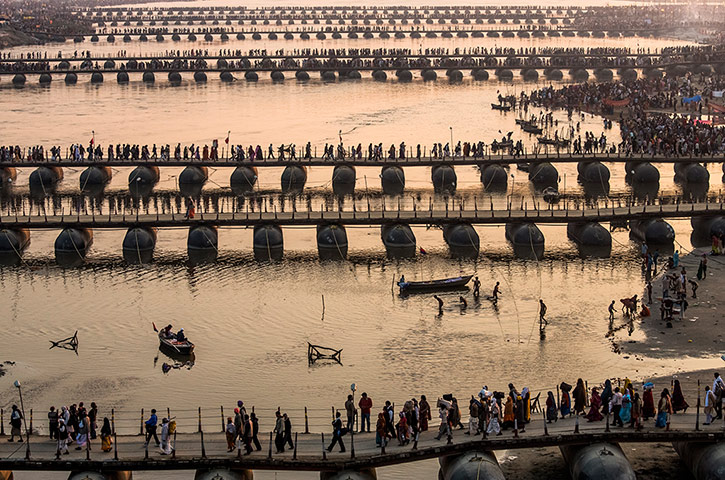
[502,393,515,429]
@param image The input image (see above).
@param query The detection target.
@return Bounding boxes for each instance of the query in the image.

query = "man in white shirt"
[609,387,624,427]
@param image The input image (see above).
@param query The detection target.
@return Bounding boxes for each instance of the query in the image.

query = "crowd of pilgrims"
[5,377,721,456]
[522,77,725,156]
[572,4,725,31]
[3,45,684,61]
[5,137,558,163]
[5,45,723,72]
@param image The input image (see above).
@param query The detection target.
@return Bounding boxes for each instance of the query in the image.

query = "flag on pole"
[152,322,158,332]
[419,247,428,255]
[90,131,95,146]
[225,131,230,144]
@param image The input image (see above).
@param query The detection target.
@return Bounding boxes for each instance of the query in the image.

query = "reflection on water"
[0,22,720,480]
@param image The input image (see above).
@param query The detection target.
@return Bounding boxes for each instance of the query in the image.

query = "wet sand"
[618,246,725,361]
[500,442,692,480]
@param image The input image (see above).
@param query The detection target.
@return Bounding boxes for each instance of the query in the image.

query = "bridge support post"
[321,432,327,460]
[268,431,273,458]
[140,408,144,435]
[220,406,225,432]
[320,469,376,480]
[695,380,700,431]
[304,407,309,434]
[439,451,504,480]
[1,408,4,435]
[200,430,206,458]
[560,443,635,480]
[574,414,579,434]
[194,469,253,480]
[673,441,725,480]
[293,432,298,460]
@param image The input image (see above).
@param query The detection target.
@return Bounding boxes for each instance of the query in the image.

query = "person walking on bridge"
[327,411,346,453]
[8,405,23,443]
[283,413,294,450]
[143,409,159,448]
[273,410,285,453]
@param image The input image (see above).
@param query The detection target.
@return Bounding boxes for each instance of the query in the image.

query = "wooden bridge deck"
[0,412,720,471]
[1,153,723,168]
[1,201,723,229]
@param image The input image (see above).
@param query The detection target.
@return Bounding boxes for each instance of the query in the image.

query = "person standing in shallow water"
[433,295,443,315]
[472,277,481,298]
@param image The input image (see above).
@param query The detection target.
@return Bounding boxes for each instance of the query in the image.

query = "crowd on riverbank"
[524,77,725,155]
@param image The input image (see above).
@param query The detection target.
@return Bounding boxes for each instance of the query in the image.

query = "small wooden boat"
[521,123,543,134]
[491,103,512,112]
[159,333,195,355]
[398,275,473,292]
[491,141,514,151]
[537,137,570,147]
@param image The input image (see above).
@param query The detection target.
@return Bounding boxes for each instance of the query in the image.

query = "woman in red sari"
[585,387,603,421]
[419,395,431,432]
[642,384,656,420]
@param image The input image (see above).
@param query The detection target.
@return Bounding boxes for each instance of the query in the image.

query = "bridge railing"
[1,188,723,225]
[4,145,725,165]
[0,377,719,437]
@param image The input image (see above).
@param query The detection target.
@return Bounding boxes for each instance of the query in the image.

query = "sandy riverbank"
[500,442,691,480]
[616,246,725,361]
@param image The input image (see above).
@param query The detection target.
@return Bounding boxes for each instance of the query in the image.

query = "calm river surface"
[0,3,721,478]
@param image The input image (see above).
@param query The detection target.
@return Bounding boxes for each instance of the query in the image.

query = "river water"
[0,5,722,478]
